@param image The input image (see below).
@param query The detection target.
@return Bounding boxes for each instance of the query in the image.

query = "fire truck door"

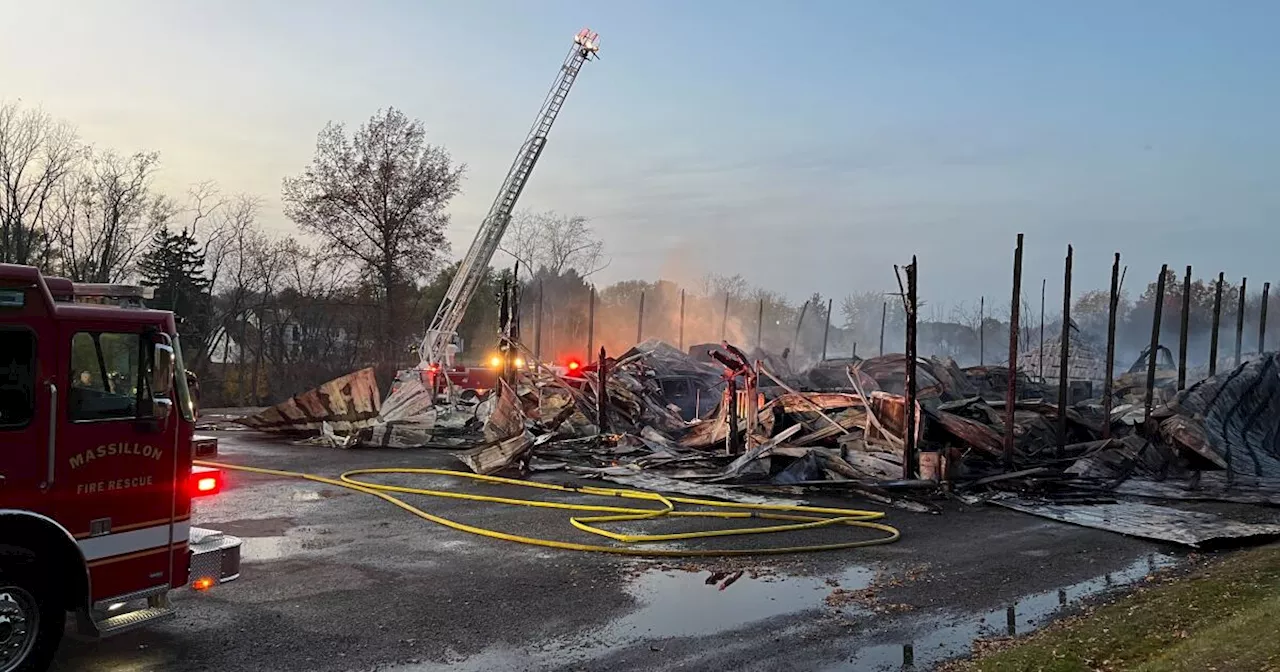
[61,329,178,596]
[0,323,54,517]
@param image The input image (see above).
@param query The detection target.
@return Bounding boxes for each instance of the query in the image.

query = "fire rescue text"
[68,443,164,469]
[76,476,154,494]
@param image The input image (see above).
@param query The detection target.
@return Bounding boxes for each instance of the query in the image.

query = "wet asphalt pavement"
[53,430,1180,672]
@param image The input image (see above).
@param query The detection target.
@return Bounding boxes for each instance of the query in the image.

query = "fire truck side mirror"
[153,343,175,396]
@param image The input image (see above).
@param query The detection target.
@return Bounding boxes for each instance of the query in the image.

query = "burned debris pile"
[240,342,1280,546]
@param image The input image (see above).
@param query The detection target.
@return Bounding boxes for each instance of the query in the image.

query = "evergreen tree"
[138,226,212,350]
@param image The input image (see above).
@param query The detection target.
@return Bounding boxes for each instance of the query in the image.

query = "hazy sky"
[3,0,1277,311]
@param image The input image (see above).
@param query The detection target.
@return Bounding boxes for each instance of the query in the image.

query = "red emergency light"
[566,359,581,372]
[191,466,223,497]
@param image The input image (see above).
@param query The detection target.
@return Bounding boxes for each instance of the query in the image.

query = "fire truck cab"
[0,264,241,671]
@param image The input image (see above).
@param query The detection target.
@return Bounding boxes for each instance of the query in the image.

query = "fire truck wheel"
[0,565,62,672]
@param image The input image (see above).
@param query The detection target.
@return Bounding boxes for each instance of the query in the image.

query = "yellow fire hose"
[195,461,901,557]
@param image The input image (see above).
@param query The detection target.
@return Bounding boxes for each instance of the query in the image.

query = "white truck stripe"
[79,522,189,561]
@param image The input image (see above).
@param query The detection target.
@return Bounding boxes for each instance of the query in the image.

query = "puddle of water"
[392,565,878,672]
[568,566,870,653]
[830,552,1179,671]
[605,565,875,640]
[215,516,296,537]
[239,535,306,562]
[291,490,323,502]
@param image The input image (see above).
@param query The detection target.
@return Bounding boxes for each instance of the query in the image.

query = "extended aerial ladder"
[422,28,599,368]
[377,28,599,423]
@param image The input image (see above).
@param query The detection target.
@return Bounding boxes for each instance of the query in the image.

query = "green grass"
[958,545,1280,672]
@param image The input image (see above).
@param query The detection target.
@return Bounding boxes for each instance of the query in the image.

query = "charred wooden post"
[678,288,686,351]
[904,257,919,479]
[1102,253,1121,439]
[1261,282,1271,353]
[1209,272,1224,376]
[636,291,646,344]
[1056,245,1073,457]
[1144,265,1168,430]
[756,298,764,350]
[1004,233,1024,468]
[534,278,545,359]
[879,301,887,356]
[596,346,610,433]
[724,375,739,456]
[1039,278,1046,378]
[585,285,595,362]
[510,270,522,348]
[498,274,512,383]
[508,269,524,386]
[546,304,556,359]
[791,300,809,354]
[745,360,761,449]
[1235,277,1248,368]
[979,295,985,366]
[720,294,729,340]
[821,298,833,360]
[1178,265,1192,391]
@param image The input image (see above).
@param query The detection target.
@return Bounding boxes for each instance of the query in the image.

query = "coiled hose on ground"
[196,461,901,557]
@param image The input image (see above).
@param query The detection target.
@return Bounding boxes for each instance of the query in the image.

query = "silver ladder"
[416,29,600,370]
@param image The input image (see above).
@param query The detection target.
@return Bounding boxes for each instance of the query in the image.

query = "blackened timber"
[1057,245,1073,457]
[1004,233,1024,468]
[821,298,833,360]
[1210,272,1224,376]
[1145,264,1168,428]
[1236,277,1248,368]
[1178,265,1191,391]
[596,346,610,433]
[1102,254,1121,439]
[1262,282,1271,354]
[904,258,919,479]
[637,291,646,344]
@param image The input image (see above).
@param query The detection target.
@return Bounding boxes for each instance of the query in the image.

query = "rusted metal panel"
[238,367,381,433]
[931,411,1004,457]
[454,431,535,475]
[483,379,525,442]
[775,392,862,413]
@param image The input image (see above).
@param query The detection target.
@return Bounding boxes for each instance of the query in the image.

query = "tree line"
[0,100,456,404]
[5,98,1274,406]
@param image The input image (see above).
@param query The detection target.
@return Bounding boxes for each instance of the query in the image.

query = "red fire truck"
[0,264,241,671]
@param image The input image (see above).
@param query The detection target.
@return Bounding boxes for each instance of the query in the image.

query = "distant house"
[205,309,351,364]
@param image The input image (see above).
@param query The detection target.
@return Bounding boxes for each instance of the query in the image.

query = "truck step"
[94,605,176,638]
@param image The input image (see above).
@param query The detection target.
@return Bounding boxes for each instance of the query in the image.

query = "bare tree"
[202,193,259,294]
[498,208,542,274]
[500,209,608,277]
[698,273,750,301]
[49,150,169,282]
[271,240,362,373]
[282,107,465,363]
[948,300,982,332]
[196,199,269,376]
[184,181,224,238]
[0,100,81,266]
